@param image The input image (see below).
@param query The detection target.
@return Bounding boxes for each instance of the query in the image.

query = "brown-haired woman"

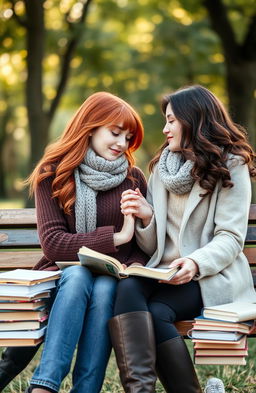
[111,85,256,393]
[0,92,148,393]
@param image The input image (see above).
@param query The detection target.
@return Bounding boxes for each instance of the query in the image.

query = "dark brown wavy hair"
[27,92,144,214]
[149,85,256,196]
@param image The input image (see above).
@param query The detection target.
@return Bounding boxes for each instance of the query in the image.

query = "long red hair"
[27,92,144,214]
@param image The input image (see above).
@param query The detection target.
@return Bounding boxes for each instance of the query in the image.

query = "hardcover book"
[0,325,47,339]
[0,292,51,302]
[194,356,246,365]
[0,269,61,285]
[0,337,43,347]
[190,330,244,341]
[203,302,256,323]
[195,348,248,356]
[193,335,247,349]
[0,300,46,310]
[0,308,48,321]
[56,246,180,281]
[0,281,57,297]
[193,316,253,334]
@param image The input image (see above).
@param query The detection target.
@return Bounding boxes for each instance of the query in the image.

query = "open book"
[56,246,180,281]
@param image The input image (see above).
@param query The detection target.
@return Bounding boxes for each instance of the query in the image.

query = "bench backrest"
[0,207,256,278]
[0,208,42,269]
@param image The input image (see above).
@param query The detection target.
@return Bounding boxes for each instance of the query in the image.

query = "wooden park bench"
[0,207,256,337]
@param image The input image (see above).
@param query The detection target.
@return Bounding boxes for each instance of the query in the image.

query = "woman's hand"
[121,188,153,227]
[159,257,199,285]
[113,214,135,246]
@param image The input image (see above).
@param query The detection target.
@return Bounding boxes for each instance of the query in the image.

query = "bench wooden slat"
[174,320,194,337]
[0,229,40,248]
[0,251,43,269]
[245,226,256,243]
[0,209,36,226]
[0,205,255,226]
[248,204,256,222]
[243,247,256,265]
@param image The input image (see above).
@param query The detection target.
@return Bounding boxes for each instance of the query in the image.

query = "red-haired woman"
[1,92,148,393]
[112,85,256,393]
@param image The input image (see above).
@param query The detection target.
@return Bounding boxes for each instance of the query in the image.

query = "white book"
[203,302,256,322]
[191,330,244,341]
[0,269,61,285]
[0,280,57,297]
[0,326,47,339]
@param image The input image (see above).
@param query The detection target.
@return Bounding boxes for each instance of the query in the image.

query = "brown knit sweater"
[34,167,149,271]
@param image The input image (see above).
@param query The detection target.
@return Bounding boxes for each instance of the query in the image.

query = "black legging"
[114,277,203,344]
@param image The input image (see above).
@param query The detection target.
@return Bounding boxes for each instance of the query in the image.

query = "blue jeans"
[31,265,117,393]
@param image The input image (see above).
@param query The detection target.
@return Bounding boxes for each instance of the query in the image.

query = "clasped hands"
[120,188,199,283]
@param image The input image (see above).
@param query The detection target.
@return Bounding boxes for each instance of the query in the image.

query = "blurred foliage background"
[0,0,256,207]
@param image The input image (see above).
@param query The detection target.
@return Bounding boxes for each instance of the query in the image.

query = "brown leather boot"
[156,336,202,393]
[109,311,157,393]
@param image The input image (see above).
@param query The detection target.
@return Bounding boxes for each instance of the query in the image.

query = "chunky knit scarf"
[74,148,128,233]
[158,147,194,195]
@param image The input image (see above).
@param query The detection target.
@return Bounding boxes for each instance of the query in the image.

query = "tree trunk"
[0,142,7,199]
[24,0,47,207]
[0,101,12,199]
[25,0,48,173]
[203,0,256,201]
[226,60,256,202]
[226,60,256,147]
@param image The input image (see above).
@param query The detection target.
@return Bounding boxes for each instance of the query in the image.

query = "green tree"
[203,0,256,145]
[9,0,93,177]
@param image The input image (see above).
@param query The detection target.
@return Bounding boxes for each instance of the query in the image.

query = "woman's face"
[90,125,133,161]
[163,103,183,152]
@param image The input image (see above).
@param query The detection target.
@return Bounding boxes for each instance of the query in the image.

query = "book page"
[78,253,122,278]
[79,247,124,271]
[124,265,179,280]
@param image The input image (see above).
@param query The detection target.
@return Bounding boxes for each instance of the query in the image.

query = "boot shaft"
[156,336,202,393]
[109,311,157,393]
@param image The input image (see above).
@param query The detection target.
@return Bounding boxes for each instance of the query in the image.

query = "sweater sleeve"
[35,176,117,262]
[124,167,149,266]
[135,172,157,255]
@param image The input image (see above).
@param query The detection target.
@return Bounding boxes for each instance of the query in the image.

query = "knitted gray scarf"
[158,147,194,194]
[74,148,128,233]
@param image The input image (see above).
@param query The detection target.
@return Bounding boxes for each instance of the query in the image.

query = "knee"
[148,302,163,321]
[91,276,117,311]
[116,277,142,297]
[58,265,94,297]
[149,302,176,323]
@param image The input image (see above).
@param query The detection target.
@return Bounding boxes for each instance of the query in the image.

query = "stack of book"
[191,302,256,365]
[0,269,61,346]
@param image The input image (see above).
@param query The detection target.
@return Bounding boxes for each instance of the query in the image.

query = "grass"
[1,339,256,392]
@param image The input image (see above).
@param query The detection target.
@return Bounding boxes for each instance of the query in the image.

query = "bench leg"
[0,344,41,390]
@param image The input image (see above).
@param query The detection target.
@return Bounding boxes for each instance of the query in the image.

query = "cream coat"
[136,157,256,307]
